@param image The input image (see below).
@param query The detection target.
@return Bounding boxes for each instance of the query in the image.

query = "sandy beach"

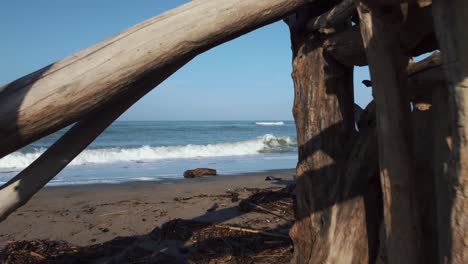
[0,169,296,263]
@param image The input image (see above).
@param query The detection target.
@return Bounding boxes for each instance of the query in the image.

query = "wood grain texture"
[306,0,356,32]
[0,0,314,159]
[356,1,423,263]
[432,0,468,263]
[324,26,367,66]
[288,7,375,263]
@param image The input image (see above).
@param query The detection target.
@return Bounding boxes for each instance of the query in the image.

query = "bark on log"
[356,2,423,263]
[0,0,317,159]
[306,0,356,32]
[354,51,445,98]
[288,6,374,263]
[324,26,368,66]
[0,57,193,222]
[432,0,468,263]
[407,51,442,76]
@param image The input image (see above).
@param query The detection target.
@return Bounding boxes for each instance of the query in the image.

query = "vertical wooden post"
[432,0,468,263]
[287,7,377,263]
[355,2,422,263]
[410,89,439,264]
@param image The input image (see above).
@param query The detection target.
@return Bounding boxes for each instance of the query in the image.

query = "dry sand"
[0,169,295,247]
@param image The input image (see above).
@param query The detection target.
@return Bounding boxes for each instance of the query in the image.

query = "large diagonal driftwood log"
[356,1,423,263]
[0,0,317,159]
[432,0,468,263]
[0,57,193,222]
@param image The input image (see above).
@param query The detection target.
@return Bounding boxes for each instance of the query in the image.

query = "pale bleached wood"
[432,0,468,263]
[355,1,423,263]
[0,57,192,222]
[0,0,316,159]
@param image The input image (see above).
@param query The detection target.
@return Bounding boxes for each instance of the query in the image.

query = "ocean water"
[0,121,298,186]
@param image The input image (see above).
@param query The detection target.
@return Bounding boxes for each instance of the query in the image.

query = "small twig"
[30,251,46,260]
[98,210,128,217]
[214,225,290,239]
[243,202,289,220]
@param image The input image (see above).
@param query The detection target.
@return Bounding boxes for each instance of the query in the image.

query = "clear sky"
[0,0,372,121]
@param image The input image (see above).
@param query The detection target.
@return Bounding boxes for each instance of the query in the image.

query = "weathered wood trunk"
[287,7,381,263]
[432,0,468,263]
[0,0,316,159]
[409,83,439,264]
[356,2,423,263]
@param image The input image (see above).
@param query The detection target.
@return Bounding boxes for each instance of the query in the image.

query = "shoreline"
[0,169,295,247]
[40,168,296,189]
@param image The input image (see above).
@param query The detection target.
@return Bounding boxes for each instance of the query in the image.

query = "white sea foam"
[255,122,285,126]
[0,134,296,171]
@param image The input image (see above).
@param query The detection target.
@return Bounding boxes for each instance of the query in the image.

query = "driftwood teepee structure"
[0,0,466,263]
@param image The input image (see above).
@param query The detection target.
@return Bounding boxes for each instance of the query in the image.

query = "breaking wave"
[255,122,285,126]
[0,134,296,171]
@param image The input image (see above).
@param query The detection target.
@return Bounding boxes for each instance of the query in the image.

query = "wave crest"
[0,134,296,171]
[255,122,284,126]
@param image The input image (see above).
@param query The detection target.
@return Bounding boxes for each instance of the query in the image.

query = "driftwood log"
[0,0,466,262]
[287,5,376,263]
[0,0,317,159]
[432,0,468,263]
[0,58,193,221]
[356,2,423,263]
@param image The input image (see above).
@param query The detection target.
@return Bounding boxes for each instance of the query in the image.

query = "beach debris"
[265,176,283,181]
[183,168,217,178]
[206,203,219,212]
[30,251,46,260]
[213,224,289,239]
[239,185,295,221]
[99,228,110,233]
[174,192,235,202]
[0,239,73,263]
[0,187,295,263]
[81,205,96,214]
[151,219,293,263]
[174,196,192,202]
[228,191,240,202]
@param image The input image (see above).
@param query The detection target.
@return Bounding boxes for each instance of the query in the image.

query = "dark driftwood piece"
[324,26,368,66]
[0,0,317,160]
[407,51,442,76]
[306,0,356,32]
[410,75,440,264]
[432,0,468,263]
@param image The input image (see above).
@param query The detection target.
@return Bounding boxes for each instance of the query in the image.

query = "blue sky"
[0,0,372,121]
